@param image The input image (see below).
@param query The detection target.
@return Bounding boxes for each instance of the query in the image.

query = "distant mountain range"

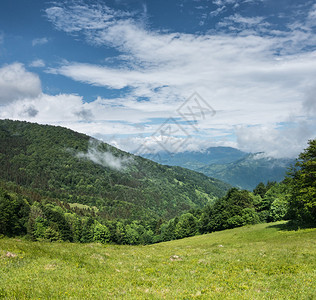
[140,147,295,190]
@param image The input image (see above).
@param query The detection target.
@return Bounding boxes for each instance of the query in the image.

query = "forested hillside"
[0,119,314,245]
[0,119,229,221]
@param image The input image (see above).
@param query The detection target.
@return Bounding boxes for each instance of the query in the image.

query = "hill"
[0,221,315,299]
[141,148,294,190]
[0,119,230,221]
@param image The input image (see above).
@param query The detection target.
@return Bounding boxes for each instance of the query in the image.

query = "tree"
[44,226,61,242]
[0,189,29,236]
[161,217,178,241]
[175,213,198,239]
[125,224,140,245]
[115,221,127,244]
[287,139,316,224]
[269,198,288,222]
[207,188,260,231]
[81,217,94,243]
[253,182,266,198]
[27,202,44,240]
[93,223,111,244]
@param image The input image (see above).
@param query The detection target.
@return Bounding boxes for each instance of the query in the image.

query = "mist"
[76,140,132,171]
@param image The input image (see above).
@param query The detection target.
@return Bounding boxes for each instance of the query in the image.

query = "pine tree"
[287,139,316,224]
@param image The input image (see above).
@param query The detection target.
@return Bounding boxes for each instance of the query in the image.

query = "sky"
[0,0,315,158]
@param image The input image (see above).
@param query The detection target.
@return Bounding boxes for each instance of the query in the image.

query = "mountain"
[140,148,294,190]
[0,119,230,221]
[142,147,248,169]
[198,153,295,190]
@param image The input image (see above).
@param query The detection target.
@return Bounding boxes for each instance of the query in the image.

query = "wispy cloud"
[217,13,267,31]
[32,37,48,46]
[211,0,258,15]
[210,6,226,17]
[29,59,45,68]
[45,3,134,34]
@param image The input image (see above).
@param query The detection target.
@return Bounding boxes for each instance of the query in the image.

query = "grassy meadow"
[0,221,315,299]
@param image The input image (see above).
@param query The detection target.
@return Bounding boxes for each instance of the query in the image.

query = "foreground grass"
[0,221,315,299]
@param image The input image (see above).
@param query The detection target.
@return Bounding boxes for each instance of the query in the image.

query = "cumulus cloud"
[74,108,94,120]
[76,139,132,171]
[0,63,41,105]
[0,92,87,122]
[235,121,315,158]
[19,105,39,118]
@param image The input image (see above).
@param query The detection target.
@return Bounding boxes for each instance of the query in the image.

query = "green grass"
[1,221,315,299]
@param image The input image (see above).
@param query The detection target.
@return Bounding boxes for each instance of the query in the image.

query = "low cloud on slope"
[76,140,132,171]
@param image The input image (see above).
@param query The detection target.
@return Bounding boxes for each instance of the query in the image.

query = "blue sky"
[0,0,315,158]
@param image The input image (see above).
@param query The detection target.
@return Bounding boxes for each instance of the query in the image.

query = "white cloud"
[235,120,315,158]
[29,59,45,68]
[302,85,316,115]
[32,37,49,46]
[0,92,86,121]
[307,4,316,27]
[218,13,266,28]
[43,2,316,157]
[76,139,132,171]
[0,63,41,105]
[210,6,226,17]
[45,3,133,34]
[1,2,314,159]
[213,0,236,6]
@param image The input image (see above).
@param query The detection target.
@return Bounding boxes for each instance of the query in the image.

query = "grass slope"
[1,221,315,299]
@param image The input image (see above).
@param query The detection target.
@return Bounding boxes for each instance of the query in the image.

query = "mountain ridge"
[140,147,294,190]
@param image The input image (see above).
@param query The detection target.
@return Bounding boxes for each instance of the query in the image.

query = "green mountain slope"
[199,153,294,190]
[0,119,230,221]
